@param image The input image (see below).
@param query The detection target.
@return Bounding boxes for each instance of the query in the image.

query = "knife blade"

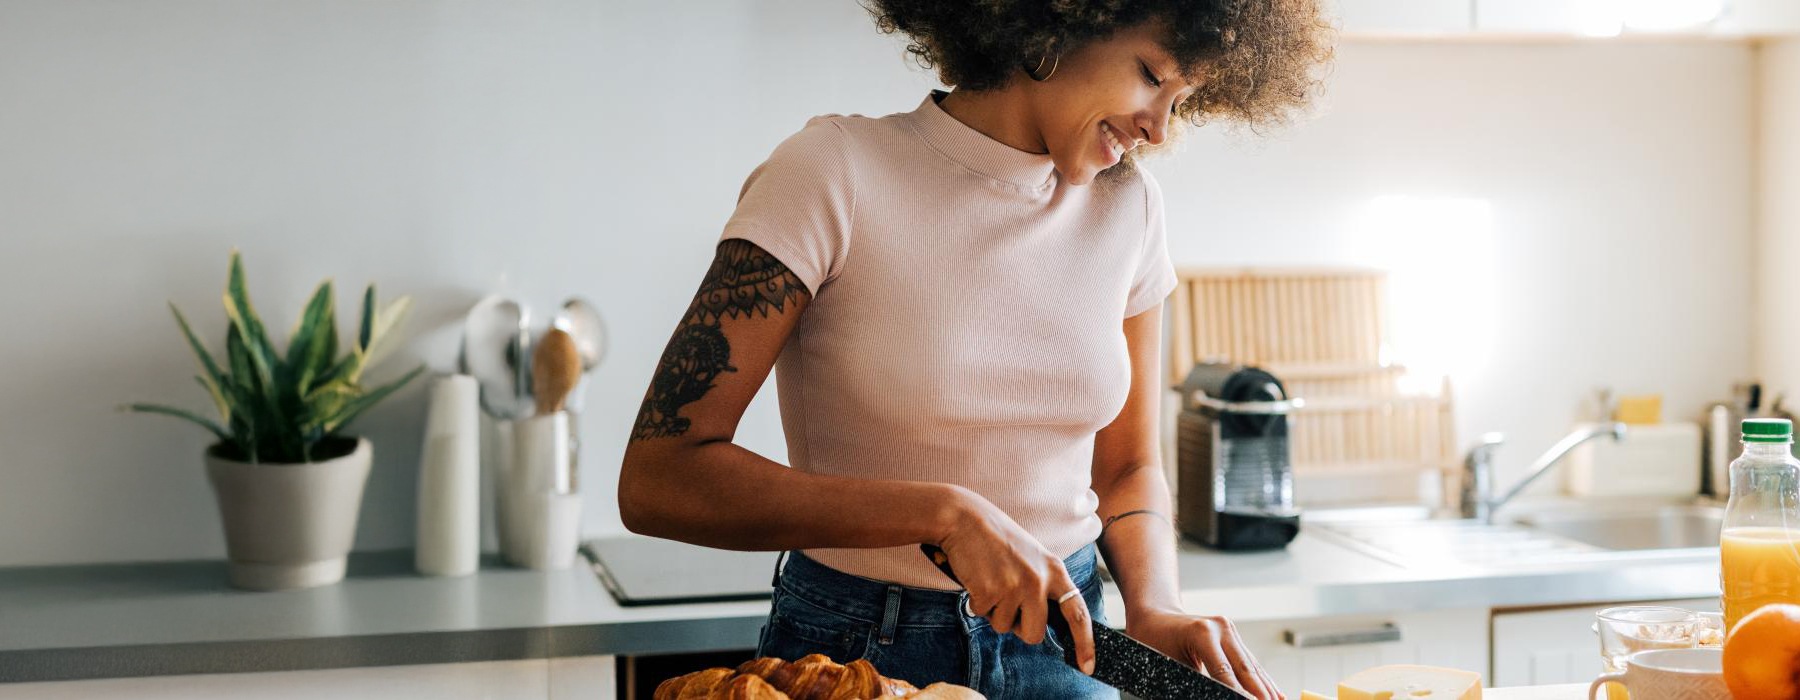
[919,544,1246,700]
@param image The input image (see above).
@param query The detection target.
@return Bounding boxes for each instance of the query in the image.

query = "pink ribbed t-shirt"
[721,92,1177,589]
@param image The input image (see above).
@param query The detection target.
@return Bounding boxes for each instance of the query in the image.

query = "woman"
[620,1,1332,697]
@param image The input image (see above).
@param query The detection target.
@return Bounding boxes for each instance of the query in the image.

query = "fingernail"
[1083,657,1095,675]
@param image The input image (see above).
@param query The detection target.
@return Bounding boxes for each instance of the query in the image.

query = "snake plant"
[126,251,425,464]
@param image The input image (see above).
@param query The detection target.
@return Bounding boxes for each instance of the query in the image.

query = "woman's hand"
[935,488,1096,674]
[1127,608,1284,700]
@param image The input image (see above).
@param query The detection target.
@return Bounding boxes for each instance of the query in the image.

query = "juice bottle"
[1720,418,1800,632]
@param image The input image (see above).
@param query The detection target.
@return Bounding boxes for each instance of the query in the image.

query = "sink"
[1307,517,1605,570]
[1305,503,1723,571]
[1512,505,1723,552]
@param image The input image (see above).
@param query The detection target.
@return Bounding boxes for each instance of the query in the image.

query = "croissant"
[654,655,983,700]
[712,675,788,700]
[909,684,985,700]
[668,668,734,700]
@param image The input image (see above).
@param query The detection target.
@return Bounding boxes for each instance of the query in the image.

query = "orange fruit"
[1724,603,1800,700]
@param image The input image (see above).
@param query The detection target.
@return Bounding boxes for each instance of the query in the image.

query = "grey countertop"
[0,552,769,683]
[0,526,1723,684]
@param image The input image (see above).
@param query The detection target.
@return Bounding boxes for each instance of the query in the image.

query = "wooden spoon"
[531,328,582,416]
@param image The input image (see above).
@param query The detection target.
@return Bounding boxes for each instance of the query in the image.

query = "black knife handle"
[921,545,1245,700]
[919,544,1079,667]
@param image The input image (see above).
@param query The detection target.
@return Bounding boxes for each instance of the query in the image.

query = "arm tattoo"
[630,239,809,441]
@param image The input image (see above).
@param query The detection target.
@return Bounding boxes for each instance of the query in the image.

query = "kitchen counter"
[0,552,767,683]
[0,528,1721,684]
[1152,529,1720,624]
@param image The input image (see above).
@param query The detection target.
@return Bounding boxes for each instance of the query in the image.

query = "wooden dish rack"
[1165,267,1458,506]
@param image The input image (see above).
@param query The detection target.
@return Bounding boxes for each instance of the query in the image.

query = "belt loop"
[770,550,789,589]
[878,584,903,645]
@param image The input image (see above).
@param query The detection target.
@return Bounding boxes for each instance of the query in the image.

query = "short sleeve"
[719,116,856,295]
[1125,170,1178,318]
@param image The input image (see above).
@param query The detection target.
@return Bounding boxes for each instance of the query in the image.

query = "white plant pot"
[205,438,373,591]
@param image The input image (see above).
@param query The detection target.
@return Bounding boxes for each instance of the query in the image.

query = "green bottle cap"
[1743,418,1794,442]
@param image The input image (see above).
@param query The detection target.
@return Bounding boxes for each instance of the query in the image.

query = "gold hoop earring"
[1026,51,1060,81]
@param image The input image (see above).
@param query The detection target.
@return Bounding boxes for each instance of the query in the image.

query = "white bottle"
[416,374,481,576]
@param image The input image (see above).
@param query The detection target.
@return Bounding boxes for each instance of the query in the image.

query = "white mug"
[1588,648,1729,700]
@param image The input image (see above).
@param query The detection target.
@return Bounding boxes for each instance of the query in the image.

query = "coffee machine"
[1175,363,1302,551]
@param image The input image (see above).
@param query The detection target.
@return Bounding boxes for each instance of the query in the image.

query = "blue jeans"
[758,545,1118,700]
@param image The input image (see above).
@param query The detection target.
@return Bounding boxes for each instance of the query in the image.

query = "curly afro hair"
[868,0,1335,131]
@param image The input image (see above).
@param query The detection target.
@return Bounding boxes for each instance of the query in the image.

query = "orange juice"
[1721,526,1800,631]
[1722,419,1800,632]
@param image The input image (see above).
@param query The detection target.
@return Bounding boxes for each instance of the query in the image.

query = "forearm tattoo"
[630,239,809,441]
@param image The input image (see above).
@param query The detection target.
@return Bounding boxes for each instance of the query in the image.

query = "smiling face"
[1026,22,1200,186]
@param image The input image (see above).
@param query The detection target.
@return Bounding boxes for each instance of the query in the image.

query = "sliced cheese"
[1301,691,1334,700]
[1337,664,1481,700]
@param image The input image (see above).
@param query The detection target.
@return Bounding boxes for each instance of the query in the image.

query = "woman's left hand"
[1126,608,1285,700]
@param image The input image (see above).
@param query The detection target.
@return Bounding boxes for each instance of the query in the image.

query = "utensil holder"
[494,411,582,570]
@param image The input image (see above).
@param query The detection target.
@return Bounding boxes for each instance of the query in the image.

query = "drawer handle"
[1283,622,1402,648]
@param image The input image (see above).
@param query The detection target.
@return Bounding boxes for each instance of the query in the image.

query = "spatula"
[531,328,582,416]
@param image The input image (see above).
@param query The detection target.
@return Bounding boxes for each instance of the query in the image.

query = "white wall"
[1755,40,1800,403]
[1165,39,1755,496]
[0,0,1755,566]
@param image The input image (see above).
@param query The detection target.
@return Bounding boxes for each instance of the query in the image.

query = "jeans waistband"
[774,543,1099,627]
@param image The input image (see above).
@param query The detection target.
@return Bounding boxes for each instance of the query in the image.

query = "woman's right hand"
[935,489,1097,675]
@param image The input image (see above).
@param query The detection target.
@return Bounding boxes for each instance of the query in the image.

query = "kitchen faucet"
[1459,422,1629,523]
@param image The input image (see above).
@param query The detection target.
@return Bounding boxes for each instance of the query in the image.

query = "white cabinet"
[1472,0,1748,37]
[1491,599,1718,687]
[1714,0,1800,35]
[1473,0,1636,36]
[1234,607,1488,694]
[551,656,621,700]
[0,656,617,700]
[1332,0,1472,35]
[1332,0,1800,38]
